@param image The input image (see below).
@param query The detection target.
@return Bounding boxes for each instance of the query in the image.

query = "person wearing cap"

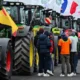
[58,33,73,77]
[37,30,51,77]
[69,32,78,76]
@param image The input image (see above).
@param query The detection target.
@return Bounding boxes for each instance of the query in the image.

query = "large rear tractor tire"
[0,40,13,80]
[14,33,35,75]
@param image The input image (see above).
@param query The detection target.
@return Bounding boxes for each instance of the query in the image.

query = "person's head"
[39,28,44,34]
[63,27,66,32]
[44,31,50,37]
[61,33,68,41]
[68,29,72,36]
[71,32,76,36]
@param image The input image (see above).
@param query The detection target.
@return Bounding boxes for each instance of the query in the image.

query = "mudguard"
[16,25,30,37]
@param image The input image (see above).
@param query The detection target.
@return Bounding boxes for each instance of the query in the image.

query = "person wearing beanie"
[58,33,73,77]
[39,28,44,34]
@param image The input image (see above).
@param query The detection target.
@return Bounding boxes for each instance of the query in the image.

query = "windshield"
[62,19,70,29]
[4,6,25,24]
[25,9,42,25]
[4,6,18,23]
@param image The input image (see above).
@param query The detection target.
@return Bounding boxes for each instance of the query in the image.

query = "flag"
[61,0,78,16]
[0,7,18,36]
[73,6,80,20]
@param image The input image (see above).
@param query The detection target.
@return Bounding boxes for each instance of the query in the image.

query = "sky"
[3,0,80,19]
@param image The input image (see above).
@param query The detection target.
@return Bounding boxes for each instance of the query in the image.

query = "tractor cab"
[23,5,44,36]
[59,15,74,36]
[60,15,74,29]
[41,9,54,32]
[3,1,25,24]
[3,1,34,37]
[42,9,53,26]
[24,5,44,26]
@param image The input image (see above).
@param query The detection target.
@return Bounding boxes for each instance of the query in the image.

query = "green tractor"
[0,0,13,80]
[3,1,35,75]
[3,0,44,75]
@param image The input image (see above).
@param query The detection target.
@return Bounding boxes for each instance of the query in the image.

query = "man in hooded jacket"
[58,33,72,77]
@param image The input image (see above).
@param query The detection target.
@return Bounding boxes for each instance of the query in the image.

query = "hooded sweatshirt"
[58,33,71,54]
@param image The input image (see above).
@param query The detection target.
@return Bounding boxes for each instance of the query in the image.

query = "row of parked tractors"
[0,0,80,80]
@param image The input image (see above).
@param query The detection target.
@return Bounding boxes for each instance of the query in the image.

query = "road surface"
[12,61,80,80]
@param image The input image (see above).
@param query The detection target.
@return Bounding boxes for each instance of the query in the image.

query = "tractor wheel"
[14,33,34,75]
[13,37,22,74]
[0,41,13,80]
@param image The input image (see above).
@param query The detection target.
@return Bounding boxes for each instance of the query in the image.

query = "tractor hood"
[16,25,30,37]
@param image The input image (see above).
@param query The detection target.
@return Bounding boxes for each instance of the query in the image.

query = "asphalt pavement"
[12,60,80,80]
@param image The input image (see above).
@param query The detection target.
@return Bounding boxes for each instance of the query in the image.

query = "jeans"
[39,53,51,73]
[74,54,78,73]
[50,54,54,72]
[70,52,78,73]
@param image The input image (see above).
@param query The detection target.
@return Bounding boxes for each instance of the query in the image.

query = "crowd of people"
[34,28,80,77]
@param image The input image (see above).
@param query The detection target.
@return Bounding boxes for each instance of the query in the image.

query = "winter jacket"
[34,31,41,48]
[37,34,51,54]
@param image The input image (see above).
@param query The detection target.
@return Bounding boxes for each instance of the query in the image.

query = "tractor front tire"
[0,39,13,80]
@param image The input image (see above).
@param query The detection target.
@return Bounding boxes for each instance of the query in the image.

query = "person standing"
[69,32,78,76]
[37,30,51,77]
[58,33,72,77]
[44,31,54,76]
[49,33,54,74]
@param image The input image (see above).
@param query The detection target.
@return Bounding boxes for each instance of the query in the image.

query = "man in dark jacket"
[37,32,51,77]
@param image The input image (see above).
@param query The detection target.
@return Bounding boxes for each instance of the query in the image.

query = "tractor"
[0,0,44,79]
[0,0,13,80]
[3,0,44,76]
